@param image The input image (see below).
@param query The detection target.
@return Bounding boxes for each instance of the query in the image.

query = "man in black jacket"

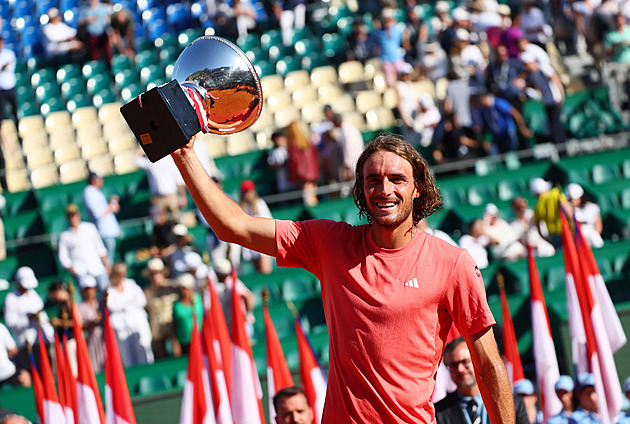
[436,337,529,424]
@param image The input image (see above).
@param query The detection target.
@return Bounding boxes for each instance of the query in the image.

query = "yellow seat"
[44,111,72,133]
[26,149,54,168]
[7,169,31,192]
[54,144,82,165]
[301,101,325,124]
[265,91,292,113]
[18,115,45,139]
[98,102,124,124]
[355,91,383,115]
[342,111,366,131]
[274,107,301,128]
[317,84,344,102]
[71,106,99,129]
[81,141,108,160]
[260,74,285,95]
[21,131,49,155]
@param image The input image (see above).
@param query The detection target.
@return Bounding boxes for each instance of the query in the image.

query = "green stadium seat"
[115,68,141,89]
[291,27,311,44]
[268,45,294,62]
[56,64,82,86]
[622,159,630,179]
[255,301,296,342]
[439,186,466,208]
[336,16,354,36]
[254,61,274,78]
[276,57,301,77]
[67,93,93,113]
[159,46,180,65]
[301,53,329,72]
[140,64,165,86]
[121,84,144,103]
[82,60,108,80]
[298,295,326,334]
[19,101,40,119]
[16,86,35,104]
[93,91,118,109]
[2,190,38,217]
[592,163,621,185]
[237,34,260,52]
[173,369,187,389]
[3,210,45,241]
[31,68,56,89]
[261,29,282,51]
[134,50,159,70]
[294,39,319,59]
[497,179,527,202]
[544,264,566,292]
[61,77,88,100]
[135,374,173,395]
[467,183,497,206]
[322,33,346,60]
[155,33,178,50]
[111,54,133,74]
[281,274,315,302]
[35,81,61,103]
[178,28,203,50]
[87,74,111,96]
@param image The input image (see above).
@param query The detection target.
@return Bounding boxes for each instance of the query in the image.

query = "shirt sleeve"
[3,293,29,334]
[276,219,338,277]
[88,223,108,257]
[0,323,16,350]
[58,233,72,269]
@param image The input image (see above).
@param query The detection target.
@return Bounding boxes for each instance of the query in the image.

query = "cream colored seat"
[76,123,104,146]
[226,131,256,156]
[382,87,399,110]
[108,134,137,154]
[265,91,292,113]
[292,86,318,108]
[44,111,72,133]
[18,115,45,139]
[330,93,356,114]
[310,66,338,88]
[412,80,436,100]
[81,141,109,160]
[49,128,77,150]
[26,149,54,168]
[88,154,115,176]
[260,74,285,95]
[317,84,345,102]
[114,151,139,174]
[6,169,31,192]
[21,131,49,155]
[342,111,366,132]
[274,107,301,129]
[98,102,124,124]
[54,144,82,165]
[284,70,310,93]
[366,107,396,131]
[338,61,367,85]
[249,107,273,134]
[71,106,99,129]
[59,159,89,184]
[301,101,324,124]
[30,164,59,189]
[364,57,382,80]
[355,91,383,115]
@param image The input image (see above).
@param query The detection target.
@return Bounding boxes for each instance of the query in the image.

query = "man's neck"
[458,386,481,398]
[371,222,416,249]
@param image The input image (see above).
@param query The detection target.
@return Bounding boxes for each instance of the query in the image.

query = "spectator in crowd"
[483,203,526,260]
[417,218,457,246]
[531,178,570,250]
[109,7,135,58]
[0,35,18,136]
[167,224,201,278]
[274,0,306,46]
[372,8,406,87]
[239,180,273,274]
[435,337,529,424]
[514,379,542,424]
[458,219,490,269]
[143,258,178,359]
[45,281,73,333]
[402,6,428,64]
[591,0,620,61]
[287,121,319,206]
[149,207,177,259]
[310,104,335,148]
[486,44,526,112]
[431,1,453,47]
[179,250,214,291]
[58,203,110,292]
[432,111,481,166]
[107,262,153,366]
[444,70,475,139]
[3,267,55,371]
[171,273,204,357]
[604,13,630,64]
[617,377,630,424]
[213,258,255,335]
[346,21,377,63]
[273,386,314,424]
[566,183,604,248]
[267,131,295,195]
[548,375,576,424]
[568,373,599,424]
[0,322,30,388]
[517,37,554,76]
[572,0,598,56]
[486,4,512,50]
[79,0,113,63]
[396,63,423,146]
[520,0,552,49]
[42,8,85,63]
[133,151,187,217]
[510,196,556,257]
[83,172,121,264]
[216,0,257,39]
[319,129,344,185]
[417,41,449,82]
[76,275,105,373]
[332,113,365,181]
[456,28,486,74]
[501,10,524,59]
[0,414,32,424]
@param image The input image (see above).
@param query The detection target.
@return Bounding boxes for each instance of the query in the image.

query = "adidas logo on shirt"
[404,278,419,288]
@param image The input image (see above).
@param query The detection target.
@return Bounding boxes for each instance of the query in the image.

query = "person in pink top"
[170,133,514,423]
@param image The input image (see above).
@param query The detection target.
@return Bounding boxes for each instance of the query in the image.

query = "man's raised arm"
[171,137,277,257]
[466,326,515,424]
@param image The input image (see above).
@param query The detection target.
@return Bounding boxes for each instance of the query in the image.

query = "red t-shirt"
[276,219,496,423]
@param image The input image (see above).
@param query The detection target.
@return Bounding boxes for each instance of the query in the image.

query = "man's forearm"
[476,359,515,424]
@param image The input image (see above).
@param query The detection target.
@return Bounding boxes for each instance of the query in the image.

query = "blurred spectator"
[444,71,475,138]
[107,262,153,366]
[320,129,344,185]
[0,35,18,136]
[167,224,198,279]
[456,28,486,73]
[0,195,5,261]
[417,42,448,82]
[458,219,490,269]
[431,1,453,44]
[402,6,428,64]
[470,91,531,154]
[133,152,187,217]
[548,375,576,424]
[604,13,630,64]
[514,379,542,424]
[332,113,364,181]
[486,44,526,112]
[179,250,214,290]
[42,8,85,63]
[531,178,570,250]
[149,207,177,259]
[83,172,120,264]
[517,37,554,76]
[58,203,111,292]
[213,258,255,335]
[171,273,204,357]
[520,0,552,49]
[143,258,178,359]
[79,0,113,63]
[486,4,513,50]
[572,0,597,55]
[217,0,257,39]
[617,377,630,424]
[566,183,604,248]
[373,8,406,87]
[274,0,306,46]
[432,111,480,166]
[267,131,295,195]
[76,275,105,373]
[310,105,335,147]
[0,414,31,424]
[417,218,457,246]
[45,281,73,332]
[346,22,377,63]
[500,10,524,58]
[569,373,598,424]
[483,202,526,260]
[239,180,273,274]
[591,0,620,60]
[109,7,135,58]
[510,196,555,257]
[397,63,423,146]
[0,322,30,388]
[287,121,319,206]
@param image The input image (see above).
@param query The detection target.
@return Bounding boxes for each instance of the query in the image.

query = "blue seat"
[146,19,168,42]
[166,2,193,33]
[13,0,33,18]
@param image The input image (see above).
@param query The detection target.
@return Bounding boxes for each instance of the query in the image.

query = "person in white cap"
[566,183,603,248]
[548,375,576,424]
[616,377,630,424]
[514,378,542,424]
[531,178,570,250]
[212,258,255,335]
[107,262,153,366]
[167,223,196,279]
[143,258,178,359]
[483,203,526,260]
[41,7,84,61]
[396,62,423,146]
[77,275,105,372]
[569,373,599,424]
[171,273,203,357]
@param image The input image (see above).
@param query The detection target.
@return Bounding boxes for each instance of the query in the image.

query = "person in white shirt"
[106,262,153,366]
[213,258,255,335]
[0,322,30,388]
[418,218,457,246]
[41,8,84,60]
[132,151,187,217]
[458,219,490,269]
[0,35,18,133]
[82,172,120,264]
[520,0,552,47]
[58,203,110,292]
[332,114,365,182]
[509,196,555,257]
[567,183,604,248]
[483,203,526,260]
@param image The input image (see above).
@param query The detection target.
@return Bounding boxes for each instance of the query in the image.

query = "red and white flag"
[230,273,265,424]
[72,304,106,424]
[264,303,294,423]
[54,334,75,424]
[104,308,137,424]
[180,317,215,424]
[208,275,233,402]
[527,245,561,421]
[62,333,78,424]
[562,215,623,424]
[294,318,327,424]
[37,329,66,424]
[201,312,233,424]
[498,282,524,388]
[30,355,45,424]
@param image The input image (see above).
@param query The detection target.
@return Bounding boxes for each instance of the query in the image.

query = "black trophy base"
[120,80,202,163]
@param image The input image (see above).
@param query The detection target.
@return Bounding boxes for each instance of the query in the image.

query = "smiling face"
[362,150,419,232]
[445,341,478,396]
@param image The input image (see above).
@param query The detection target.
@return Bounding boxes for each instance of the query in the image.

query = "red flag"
[104,308,137,424]
[231,269,265,424]
[498,281,524,388]
[208,275,233,401]
[561,214,622,424]
[30,356,45,424]
[201,312,233,424]
[54,334,75,424]
[294,318,327,424]
[180,316,214,424]
[37,329,66,424]
[62,333,78,424]
[264,303,294,423]
[72,304,106,424]
[527,245,561,421]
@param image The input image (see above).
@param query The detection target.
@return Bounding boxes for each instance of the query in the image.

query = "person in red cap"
[239,179,273,274]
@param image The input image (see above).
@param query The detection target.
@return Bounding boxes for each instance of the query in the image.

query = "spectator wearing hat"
[616,377,630,424]
[514,379,542,424]
[569,373,599,424]
[77,275,105,372]
[510,196,556,258]
[0,322,31,388]
[83,172,121,264]
[143,258,178,359]
[41,8,84,63]
[566,183,603,248]
[107,262,153,366]
[531,178,571,250]
[167,224,197,279]
[432,110,481,166]
[213,258,255,335]
[417,41,449,82]
[548,376,577,424]
[239,180,273,274]
[373,8,406,87]
[58,203,111,292]
[171,273,204,357]
[402,6,428,64]
[483,203,526,260]
[397,62,423,146]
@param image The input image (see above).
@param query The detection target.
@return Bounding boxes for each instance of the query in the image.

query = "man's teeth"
[377,202,396,207]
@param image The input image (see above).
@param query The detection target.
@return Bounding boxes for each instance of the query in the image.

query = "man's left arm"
[465,326,514,424]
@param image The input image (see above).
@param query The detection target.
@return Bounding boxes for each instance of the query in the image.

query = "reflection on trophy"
[120,36,263,162]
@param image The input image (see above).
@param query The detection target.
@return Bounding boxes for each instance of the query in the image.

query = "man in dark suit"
[435,337,529,424]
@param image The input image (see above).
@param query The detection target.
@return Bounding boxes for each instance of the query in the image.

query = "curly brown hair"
[352,133,442,225]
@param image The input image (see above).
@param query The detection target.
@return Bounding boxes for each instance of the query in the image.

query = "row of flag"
[30,266,328,424]
[497,212,627,424]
